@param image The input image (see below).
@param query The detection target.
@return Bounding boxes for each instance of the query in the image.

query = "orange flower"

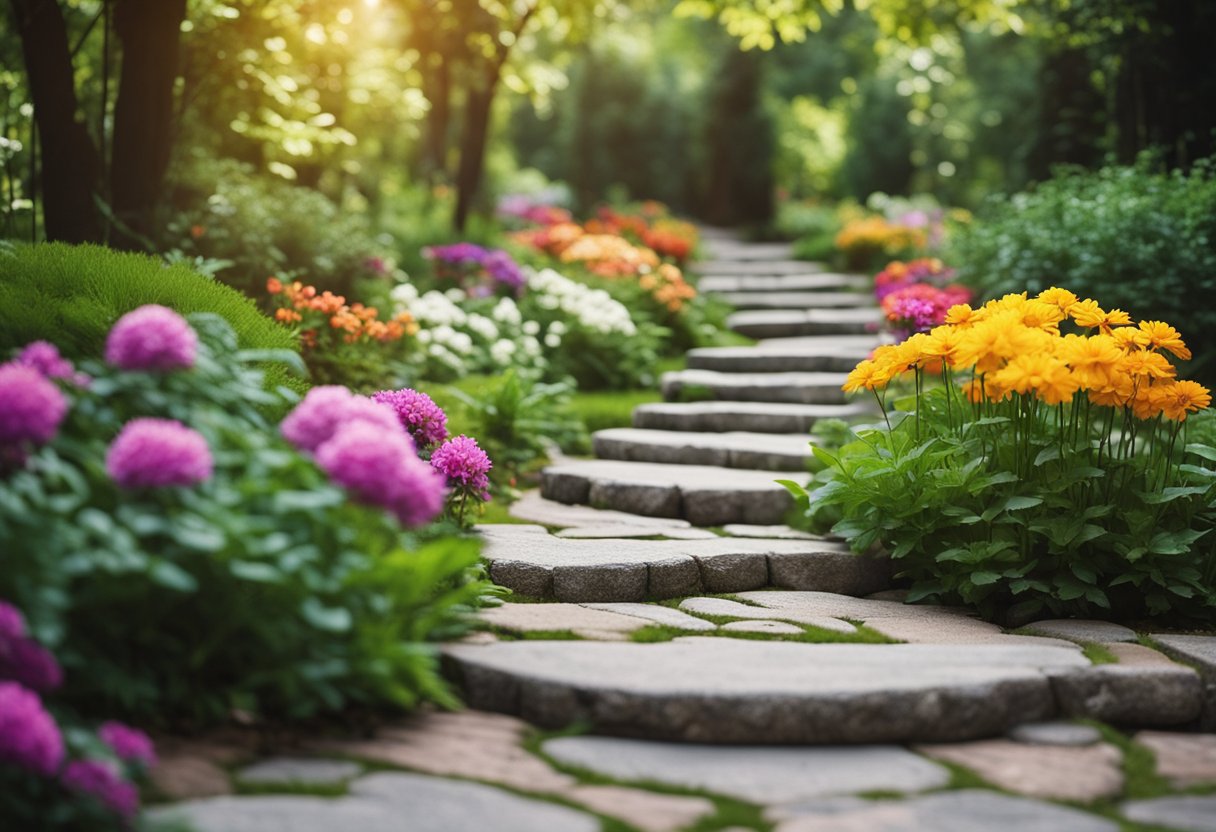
[1155,380,1211,422]
[266,276,283,295]
[274,307,301,324]
[1138,320,1192,361]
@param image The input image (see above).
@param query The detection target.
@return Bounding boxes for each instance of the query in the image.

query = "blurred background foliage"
[2,0,1214,250]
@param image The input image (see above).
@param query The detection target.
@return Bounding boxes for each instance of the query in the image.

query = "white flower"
[549,321,567,336]
[523,320,540,336]
[390,282,419,305]
[449,332,474,354]
[416,329,432,343]
[490,338,517,365]
[544,333,561,348]
[492,297,522,326]
[467,314,499,341]
[445,288,467,303]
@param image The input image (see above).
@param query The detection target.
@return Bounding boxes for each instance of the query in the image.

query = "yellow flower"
[1036,287,1078,311]
[1155,380,1212,422]
[955,313,1052,374]
[843,360,884,393]
[1071,300,1132,332]
[1020,299,1066,333]
[1088,373,1136,408]
[944,303,982,328]
[1058,333,1123,389]
[922,325,966,367]
[991,353,1078,405]
[870,344,912,381]
[1138,320,1192,361]
[1119,349,1176,380]
[983,292,1029,314]
[1111,326,1151,352]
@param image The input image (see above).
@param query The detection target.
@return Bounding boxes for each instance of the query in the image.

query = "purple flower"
[280,386,401,453]
[98,722,156,768]
[482,250,525,291]
[2,639,63,693]
[431,435,492,500]
[0,362,68,447]
[0,602,25,642]
[62,758,139,822]
[16,341,88,386]
[104,304,198,372]
[425,242,490,266]
[106,418,213,489]
[315,421,446,527]
[0,681,64,776]
[371,388,448,449]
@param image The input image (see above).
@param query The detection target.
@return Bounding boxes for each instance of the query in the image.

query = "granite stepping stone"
[728,308,882,339]
[1047,654,1203,726]
[1151,633,1216,727]
[506,490,693,530]
[633,400,872,434]
[542,736,950,804]
[697,260,826,275]
[1134,730,1216,787]
[660,369,850,405]
[686,339,876,373]
[716,291,873,310]
[679,597,856,633]
[236,758,361,786]
[443,639,1089,744]
[148,772,600,832]
[1022,619,1138,644]
[579,602,718,632]
[700,241,797,260]
[699,273,869,293]
[540,459,808,525]
[771,791,1118,832]
[1007,721,1103,747]
[592,427,813,471]
[479,602,656,635]
[722,524,820,540]
[553,525,719,540]
[478,525,890,601]
[915,739,1124,801]
[721,619,809,635]
[1122,796,1216,832]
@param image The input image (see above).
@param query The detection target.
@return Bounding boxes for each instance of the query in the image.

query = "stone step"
[715,291,872,310]
[633,401,872,434]
[661,369,850,405]
[593,428,812,471]
[699,273,869,294]
[540,459,807,526]
[686,338,876,373]
[701,241,797,261]
[477,526,890,601]
[728,308,882,339]
[697,260,825,276]
[443,639,1093,744]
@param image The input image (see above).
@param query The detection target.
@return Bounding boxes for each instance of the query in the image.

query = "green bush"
[0,242,297,360]
[1,314,487,724]
[952,157,1216,381]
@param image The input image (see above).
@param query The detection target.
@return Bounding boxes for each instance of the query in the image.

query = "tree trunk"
[423,56,452,183]
[110,0,187,243]
[7,0,103,242]
[453,80,496,232]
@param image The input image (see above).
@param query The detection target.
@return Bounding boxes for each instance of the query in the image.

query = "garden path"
[152,232,1216,832]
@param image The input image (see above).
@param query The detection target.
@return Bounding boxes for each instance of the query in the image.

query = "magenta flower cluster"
[104,304,198,372]
[371,388,448,449]
[106,418,214,489]
[17,341,89,387]
[282,386,446,527]
[425,243,525,292]
[98,721,157,768]
[0,681,64,777]
[0,601,63,696]
[62,758,140,822]
[0,362,68,448]
[431,435,492,500]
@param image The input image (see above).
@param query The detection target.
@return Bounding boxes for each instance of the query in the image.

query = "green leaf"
[301,598,352,633]
[149,561,198,592]
[1003,495,1043,512]
[1034,446,1061,466]
[970,571,1001,586]
[1185,443,1216,463]
[274,490,346,512]
[230,560,282,582]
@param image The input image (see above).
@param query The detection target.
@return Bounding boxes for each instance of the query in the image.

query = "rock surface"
[916,739,1124,801]
[1134,731,1216,787]
[1122,796,1216,832]
[236,758,361,786]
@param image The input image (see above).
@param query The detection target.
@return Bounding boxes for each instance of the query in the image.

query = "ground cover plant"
[787,289,1216,623]
[0,305,489,726]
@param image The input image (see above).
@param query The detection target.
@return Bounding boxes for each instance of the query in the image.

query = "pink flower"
[280,386,400,453]
[106,418,213,489]
[105,305,198,371]
[0,362,68,446]
[431,435,492,500]
[16,341,89,386]
[371,388,448,449]
[98,722,156,768]
[315,421,446,527]
[0,601,62,693]
[0,681,64,776]
[0,602,25,642]
[62,758,139,822]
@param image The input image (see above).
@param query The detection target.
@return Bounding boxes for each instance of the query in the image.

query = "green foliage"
[788,387,1216,623]
[953,157,1216,381]
[1,314,487,724]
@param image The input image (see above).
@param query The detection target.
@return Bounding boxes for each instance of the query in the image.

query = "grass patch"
[1081,642,1120,665]
[486,626,585,641]
[627,619,895,645]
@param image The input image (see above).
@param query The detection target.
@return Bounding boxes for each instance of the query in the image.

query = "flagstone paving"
[152,232,1216,831]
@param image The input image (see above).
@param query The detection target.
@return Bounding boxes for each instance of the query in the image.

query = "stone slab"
[150,772,599,832]
[1135,730,1216,787]
[1023,619,1138,644]
[721,619,807,635]
[480,528,889,602]
[723,524,820,540]
[506,490,692,529]
[686,339,876,373]
[661,369,850,405]
[1008,721,1103,747]
[700,241,797,261]
[680,598,854,633]
[593,427,813,471]
[634,401,872,434]
[543,736,950,804]
[699,274,869,294]
[444,639,1088,744]
[540,459,808,526]
[728,308,882,339]
[916,739,1124,801]
[717,291,873,310]
[554,525,718,540]
[697,260,828,275]
[236,758,362,786]
[1152,633,1216,727]
[566,785,714,832]
[772,790,1118,832]
[580,602,718,632]
[1048,661,1203,725]
[480,602,654,635]
[1122,796,1216,832]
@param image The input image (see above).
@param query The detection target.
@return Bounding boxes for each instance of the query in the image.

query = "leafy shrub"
[787,289,1216,624]
[952,156,1216,382]
[1,313,486,725]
